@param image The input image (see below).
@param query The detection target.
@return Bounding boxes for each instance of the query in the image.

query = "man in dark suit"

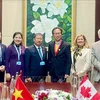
[0,32,6,82]
[25,33,47,82]
[91,29,100,83]
[48,27,72,82]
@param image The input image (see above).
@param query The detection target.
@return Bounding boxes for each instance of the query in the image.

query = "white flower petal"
[48,11,53,17]
[32,5,39,12]
[31,22,44,34]
[31,15,59,43]
[31,20,40,25]
[60,11,65,18]
[30,0,34,4]
[30,0,51,13]
[41,7,46,13]
[45,35,51,43]
[47,1,68,17]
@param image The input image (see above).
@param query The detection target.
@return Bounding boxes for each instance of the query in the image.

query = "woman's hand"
[73,72,79,77]
[75,72,79,76]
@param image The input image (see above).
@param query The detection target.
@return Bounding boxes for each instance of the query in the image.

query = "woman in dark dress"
[6,32,25,80]
[0,32,6,82]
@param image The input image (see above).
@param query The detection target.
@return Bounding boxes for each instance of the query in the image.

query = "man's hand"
[25,78,32,83]
[6,73,11,81]
[64,74,69,78]
[0,65,5,72]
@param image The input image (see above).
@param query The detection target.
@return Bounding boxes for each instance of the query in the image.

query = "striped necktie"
[38,47,43,60]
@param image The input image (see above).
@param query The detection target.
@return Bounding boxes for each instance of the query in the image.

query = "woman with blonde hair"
[71,34,91,80]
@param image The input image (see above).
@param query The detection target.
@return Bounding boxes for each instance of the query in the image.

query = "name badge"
[40,61,45,66]
[16,61,21,65]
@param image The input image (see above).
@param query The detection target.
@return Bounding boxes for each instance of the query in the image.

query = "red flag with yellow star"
[12,76,33,100]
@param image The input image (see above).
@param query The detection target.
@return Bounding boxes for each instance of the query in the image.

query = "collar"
[55,40,62,45]
[34,44,42,49]
[14,43,21,47]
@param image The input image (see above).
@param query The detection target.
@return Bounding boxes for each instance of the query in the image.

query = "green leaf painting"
[27,0,72,46]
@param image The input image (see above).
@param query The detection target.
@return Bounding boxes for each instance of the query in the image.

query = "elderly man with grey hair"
[91,29,100,83]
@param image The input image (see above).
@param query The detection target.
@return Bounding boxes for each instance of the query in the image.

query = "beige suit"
[91,41,100,82]
[71,48,91,77]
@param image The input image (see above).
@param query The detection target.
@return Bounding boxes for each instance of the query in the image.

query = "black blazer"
[25,45,48,77]
[0,43,6,82]
[48,40,72,76]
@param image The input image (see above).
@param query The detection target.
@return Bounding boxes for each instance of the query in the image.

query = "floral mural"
[27,0,72,46]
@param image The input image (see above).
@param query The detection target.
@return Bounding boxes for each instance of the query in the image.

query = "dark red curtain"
[95,0,100,41]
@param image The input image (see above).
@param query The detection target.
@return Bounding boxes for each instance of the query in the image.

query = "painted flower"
[47,0,68,18]
[30,0,51,13]
[31,15,59,43]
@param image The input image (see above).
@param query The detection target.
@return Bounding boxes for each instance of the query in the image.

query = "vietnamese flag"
[12,76,33,100]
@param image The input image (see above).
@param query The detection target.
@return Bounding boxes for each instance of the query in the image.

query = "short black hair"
[34,33,43,38]
[52,27,63,35]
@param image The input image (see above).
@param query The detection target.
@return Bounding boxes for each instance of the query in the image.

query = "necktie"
[38,47,43,60]
[55,43,59,53]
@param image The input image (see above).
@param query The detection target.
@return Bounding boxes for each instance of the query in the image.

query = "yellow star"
[13,88,23,100]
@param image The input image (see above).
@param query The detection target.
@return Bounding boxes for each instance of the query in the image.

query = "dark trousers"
[0,71,4,82]
[51,70,66,82]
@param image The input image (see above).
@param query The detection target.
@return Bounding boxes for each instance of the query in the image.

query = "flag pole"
[4,70,6,82]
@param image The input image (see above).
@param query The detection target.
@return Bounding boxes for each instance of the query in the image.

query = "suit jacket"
[71,47,91,77]
[25,45,47,77]
[0,43,6,82]
[91,40,100,82]
[48,40,72,76]
[6,44,25,77]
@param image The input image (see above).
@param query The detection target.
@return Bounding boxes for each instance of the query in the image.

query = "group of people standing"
[0,27,100,83]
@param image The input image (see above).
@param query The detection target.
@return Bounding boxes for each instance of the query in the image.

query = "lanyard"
[14,44,21,61]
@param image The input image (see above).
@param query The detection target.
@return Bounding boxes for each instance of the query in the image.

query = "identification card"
[16,61,21,65]
[40,61,45,66]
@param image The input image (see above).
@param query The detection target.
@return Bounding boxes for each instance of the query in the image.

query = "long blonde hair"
[71,34,90,51]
